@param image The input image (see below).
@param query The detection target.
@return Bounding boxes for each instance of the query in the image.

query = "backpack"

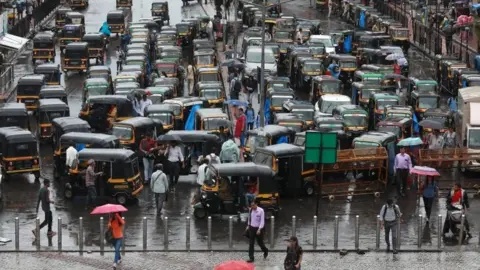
[383,204,400,220]
[234,79,242,92]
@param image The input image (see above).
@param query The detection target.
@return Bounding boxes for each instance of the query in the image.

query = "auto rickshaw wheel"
[64,188,73,199]
[194,207,207,219]
[304,182,314,196]
[116,193,128,205]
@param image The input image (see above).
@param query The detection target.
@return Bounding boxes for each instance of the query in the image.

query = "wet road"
[0,0,479,252]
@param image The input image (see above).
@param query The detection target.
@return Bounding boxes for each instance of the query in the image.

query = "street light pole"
[259,0,266,127]
[233,0,238,58]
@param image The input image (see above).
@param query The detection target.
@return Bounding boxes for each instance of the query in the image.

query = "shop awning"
[0,34,29,51]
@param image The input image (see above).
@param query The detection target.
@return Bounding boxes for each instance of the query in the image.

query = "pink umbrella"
[90,204,128,215]
[214,261,255,270]
[410,166,440,176]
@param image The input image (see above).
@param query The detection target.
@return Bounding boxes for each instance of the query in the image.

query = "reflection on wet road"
[0,0,478,252]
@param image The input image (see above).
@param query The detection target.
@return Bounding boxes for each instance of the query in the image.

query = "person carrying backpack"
[230,73,241,99]
[379,198,402,254]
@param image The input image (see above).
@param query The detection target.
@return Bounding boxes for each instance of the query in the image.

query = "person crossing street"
[33,179,56,238]
[150,164,169,216]
[379,199,402,254]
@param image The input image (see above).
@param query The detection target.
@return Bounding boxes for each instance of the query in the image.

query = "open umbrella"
[90,204,128,215]
[419,119,444,130]
[214,261,254,270]
[397,137,423,147]
[385,53,404,61]
[221,59,245,68]
[410,166,440,176]
[224,99,249,107]
[157,133,182,142]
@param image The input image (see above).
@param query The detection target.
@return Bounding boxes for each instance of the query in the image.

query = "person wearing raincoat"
[99,22,111,37]
[220,138,240,163]
[328,63,340,79]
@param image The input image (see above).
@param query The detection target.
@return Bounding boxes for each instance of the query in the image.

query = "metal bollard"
[79,217,84,254]
[334,215,339,250]
[313,216,318,249]
[376,215,381,250]
[186,216,191,251]
[36,217,40,250]
[143,217,147,250]
[164,217,169,250]
[458,215,465,247]
[58,217,62,251]
[292,216,296,237]
[417,215,423,248]
[207,216,212,250]
[270,216,275,249]
[15,217,19,251]
[121,217,125,255]
[438,215,442,250]
[228,216,233,249]
[396,219,401,250]
[99,217,104,255]
[355,215,360,250]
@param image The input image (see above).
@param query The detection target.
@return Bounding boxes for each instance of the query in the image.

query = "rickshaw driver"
[444,183,472,238]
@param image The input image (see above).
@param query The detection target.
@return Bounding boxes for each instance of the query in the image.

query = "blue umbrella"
[397,137,423,147]
[224,99,249,107]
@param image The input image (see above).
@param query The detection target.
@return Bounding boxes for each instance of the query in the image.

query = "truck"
[456,87,480,172]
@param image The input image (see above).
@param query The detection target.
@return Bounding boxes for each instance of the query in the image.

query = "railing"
[1,214,461,252]
[0,65,14,102]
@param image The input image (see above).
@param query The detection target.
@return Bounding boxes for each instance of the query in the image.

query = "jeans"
[86,185,97,207]
[395,169,409,195]
[154,193,167,213]
[240,133,246,147]
[423,196,434,219]
[39,210,53,232]
[247,122,254,130]
[384,220,398,249]
[248,226,268,260]
[116,61,122,72]
[113,238,123,263]
[143,157,154,181]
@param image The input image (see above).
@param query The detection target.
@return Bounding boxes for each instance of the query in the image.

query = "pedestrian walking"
[421,176,438,222]
[427,130,444,149]
[139,132,157,183]
[230,73,241,99]
[235,108,246,147]
[33,179,56,237]
[165,141,184,191]
[151,164,169,215]
[220,137,240,163]
[296,28,303,45]
[245,198,269,263]
[85,159,103,209]
[379,199,402,254]
[108,212,125,269]
[246,103,255,131]
[393,147,412,197]
[65,142,77,172]
[116,46,124,72]
[284,236,303,270]
[187,64,195,95]
[328,0,333,18]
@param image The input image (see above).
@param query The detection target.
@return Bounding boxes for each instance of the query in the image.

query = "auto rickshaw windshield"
[377,125,401,137]
[63,26,80,37]
[200,89,221,98]
[320,81,340,93]
[360,88,378,99]
[152,3,165,9]
[253,151,273,166]
[310,46,326,55]
[341,61,357,68]
[271,96,292,107]
[2,116,28,127]
[177,25,189,32]
[197,55,213,65]
[86,85,108,96]
[274,31,292,39]
[149,113,172,124]
[292,109,314,120]
[416,83,436,93]
[318,123,343,130]
[39,110,68,124]
[468,129,480,148]
[112,125,133,140]
[203,118,228,130]
[279,123,302,132]
[199,73,218,81]
[376,99,398,110]
[418,96,438,109]
[387,112,410,118]
[157,64,176,74]
[321,100,350,114]
[247,135,268,153]
[394,29,408,37]
[34,41,53,48]
[65,49,85,59]
[343,114,367,126]
[303,62,322,72]
[6,142,37,157]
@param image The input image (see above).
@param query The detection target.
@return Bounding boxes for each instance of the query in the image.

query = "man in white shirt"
[196,159,208,187]
[65,143,78,171]
[165,141,184,191]
[296,28,303,45]
[207,20,214,41]
[140,94,152,115]
[187,65,195,95]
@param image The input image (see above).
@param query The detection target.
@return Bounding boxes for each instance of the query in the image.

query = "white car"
[308,35,335,54]
[315,94,352,116]
[244,46,277,76]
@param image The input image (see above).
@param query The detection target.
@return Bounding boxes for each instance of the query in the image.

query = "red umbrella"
[410,166,440,176]
[214,261,255,270]
[90,204,128,215]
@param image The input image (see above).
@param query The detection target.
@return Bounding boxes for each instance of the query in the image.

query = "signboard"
[304,131,337,164]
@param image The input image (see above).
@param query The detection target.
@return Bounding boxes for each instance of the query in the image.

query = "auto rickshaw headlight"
[201,193,207,199]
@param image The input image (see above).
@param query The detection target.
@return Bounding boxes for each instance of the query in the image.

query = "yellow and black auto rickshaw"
[37,99,70,142]
[112,117,159,150]
[245,124,296,161]
[82,33,107,61]
[116,0,132,8]
[39,86,68,104]
[69,0,89,9]
[151,1,169,22]
[145,104,175,132]
[17,74,46,111]
[65,12,85,26]
[197,81,224,107]
[34,63,61,85]
[32,32,56,64]
[55,7,73,30]
[310,75,341,104]
[107,10,128,35]
[163,97,204,130]
[0,103,29,130]
[59,24,85,51]
[79,95,134,133]
[62,42,89,74]
[195,67,222,84]
[66,148,143,204]
[195,108,230,133]
[0,127,40,181]
[193,49,216,69]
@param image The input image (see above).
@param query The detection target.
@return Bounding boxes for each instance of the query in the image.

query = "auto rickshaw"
[79,95,134,132]
[282,100,315,126]
[83,78,111,103]
[326,54,357,83]
[82,33,107,61]
[32,32,56,64]
[163,97,204,130]
[17,74,46,111]
[309,44,327,60]
[390,26,409,53]
[314,93,352,116]
[194,162,277,219]
[353,71,383,85]
[176,22,194,47]
[383,105,413,119]
[56,7,73,29]
[67,148,143,204]
[245,125,296,160]
[452,68,479,95]
[195,108,229,133]
[266,87,294,121]
[53,132,118,180]
[351,82,380,108]
[194,50,216,68]
[294,57,323,91]
[438,59,467,92]
[114,82,141,95]
[87,65,113,86]
[422,108,454,134]
[359,35,392,49]
[145,104,176,132]
[112,117,158,150]
[407,78,438,96]
[197,82,224,107]
[117,69,144,88]
[368,93,400,129]
[360,64,394,76]
[273,113,307,132]
[409,91,440,121]
[37,99,70,141]
[153,77,181,97]
[158,30,177,44]
[51,117,91,144]
[65,12,85,26]
[310,75,341,103]
[69,0,89,9]
[59,24,85,51]
[286,48,313,78]
[0,127,40,181]
[34,63,61,85]
[254,143,305,196]
[39,86,68,104]
[107,10,128,35]
[155,60,178,78]
[143,86,173,104]
[116,0,133,8]
[62,42,89,74]
[265,76,291,90]
[376,117,412,141]
[198,16,211,39]
[332,104,368,136]
[193,38,215,51]
[273,29,294,44]
[0,103,29,130]
[195,67,222,84]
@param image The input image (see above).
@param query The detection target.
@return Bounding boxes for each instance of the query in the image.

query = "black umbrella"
[419,119,444,130]
[157,133,182,142]
[383,74,407,80]
[221,58,245,68]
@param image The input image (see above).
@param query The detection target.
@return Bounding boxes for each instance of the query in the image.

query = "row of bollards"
[15,214,452,252]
